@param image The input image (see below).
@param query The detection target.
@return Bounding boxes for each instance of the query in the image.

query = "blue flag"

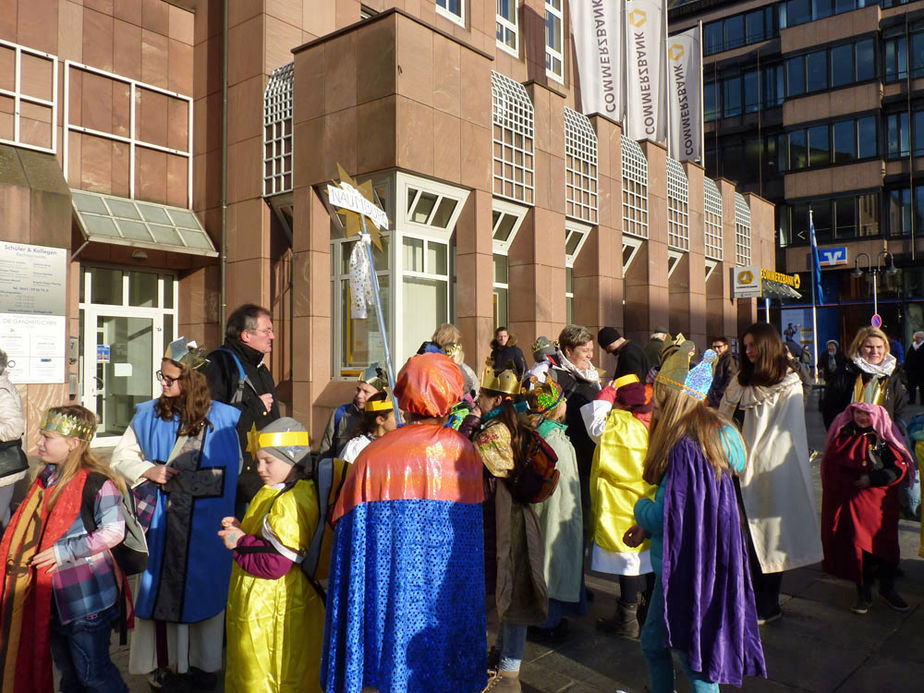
[809,210,823,305]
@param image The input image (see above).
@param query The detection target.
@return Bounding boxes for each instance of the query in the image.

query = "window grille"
[704,178,723,261]
[621,136,648,239]
[735,192,752,266]
[0,39,58,153]
[666,158,689,251]
[492,72,534,204]
[565,108,598,224]
[263,63,294,196]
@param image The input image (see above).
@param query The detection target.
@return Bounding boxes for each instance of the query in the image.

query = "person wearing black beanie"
[598,327,650,382]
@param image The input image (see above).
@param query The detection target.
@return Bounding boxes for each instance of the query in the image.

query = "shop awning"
[71,190,218,257]
[761,279,802,300]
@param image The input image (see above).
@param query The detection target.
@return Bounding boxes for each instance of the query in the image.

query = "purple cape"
[662,437,766,686]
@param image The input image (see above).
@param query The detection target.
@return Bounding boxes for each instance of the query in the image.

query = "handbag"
[0,438,28,480]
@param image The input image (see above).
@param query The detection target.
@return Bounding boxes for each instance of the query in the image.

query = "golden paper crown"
[358,362,388,390]
[164,337,209,371]
[444,343,463,360]
[365,390,394,412]
[245,423,311,457]
[613,374,640,389]
[480,359,521,396]
[40,410,96,442]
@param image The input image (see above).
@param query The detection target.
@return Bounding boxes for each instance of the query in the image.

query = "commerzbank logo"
[739,270,754,284]
[629,9,647,27]
[668,44,684,61]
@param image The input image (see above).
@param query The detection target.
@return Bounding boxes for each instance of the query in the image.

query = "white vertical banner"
[667,25,703,162]
[570,0,624,120]
[625,0,666,143]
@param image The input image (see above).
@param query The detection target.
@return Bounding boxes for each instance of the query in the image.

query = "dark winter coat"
[707,351,739,409]
[612,340,650,382]
[491,338,528,378]
[821,360,908,430]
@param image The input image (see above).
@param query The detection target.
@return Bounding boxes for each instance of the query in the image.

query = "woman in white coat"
[0,349,29,529]
[720,323,823,624]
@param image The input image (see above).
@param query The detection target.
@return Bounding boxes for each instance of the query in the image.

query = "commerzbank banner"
[571,0,624,120]
[625,0,666,143]
[667,26,702,162]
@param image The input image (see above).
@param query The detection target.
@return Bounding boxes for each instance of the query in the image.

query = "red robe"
[821,429,907,583]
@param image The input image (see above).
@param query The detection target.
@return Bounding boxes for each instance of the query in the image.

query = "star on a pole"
[327,163,388,251]
[246,422,261,457]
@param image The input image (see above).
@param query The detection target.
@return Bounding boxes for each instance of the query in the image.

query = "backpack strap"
[80,472,108,532]
[215,347,258,404]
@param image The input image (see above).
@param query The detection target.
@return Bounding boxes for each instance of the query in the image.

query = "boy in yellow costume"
[219,417,324,692]
[581,374,656,637]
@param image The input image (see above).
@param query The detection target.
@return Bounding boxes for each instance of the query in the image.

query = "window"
[725,15,745,51]
[830,44,854,88]
[622,136,648,239]
[64,60,193,207]
[785,0,811,27]
[884,36,908,82]
[565,221,591,324]
[735,193,751,266]
[856,39,874,82]
[704,79,718,121]
[812,0,833,21]
[545,0,564,81]
[724,76,742,118]
[0,38,58,153]
[493,254,509,328]
[497,0,518,55]
[564,108,598,223]
[436,0,464,26]
[886,186,924,237]
[887,112,910,159]
[764,64,784,107]
[857,116,877,159]
[808,125,829,167]
[806,50,827,93]
[263,63,293,196]
[913,32,924,79]
[780,192,880,246]
[785,116,876,170]
[666,158,690,251]
[704,22,723,55]
[832,120,856,162]
[743,71,760,113]
[745,10,765,45]
[789,129,807,170]
[704,178,723,261]
[702,6,777,55]
[787,56,805,97]
[491,72,535,204]
[492,199,528,328]
[915,111,924,156]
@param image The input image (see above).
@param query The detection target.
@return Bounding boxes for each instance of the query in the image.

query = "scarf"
[852,354,897,378]
[824,402,914,473]
[556,350,600,385]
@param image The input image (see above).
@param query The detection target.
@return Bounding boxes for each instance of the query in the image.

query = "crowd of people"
[0,313,921,693]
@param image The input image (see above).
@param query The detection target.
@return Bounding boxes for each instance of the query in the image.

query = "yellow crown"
[245,423,310,456]
[39,410,96,442]
[480,360,521,396]
[365,390,394,412]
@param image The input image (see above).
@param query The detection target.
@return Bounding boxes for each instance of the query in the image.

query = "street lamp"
[851,250,898,318]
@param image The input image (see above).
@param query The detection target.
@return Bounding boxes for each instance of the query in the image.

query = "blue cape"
[661,437,766,686]
[131,399,240,623]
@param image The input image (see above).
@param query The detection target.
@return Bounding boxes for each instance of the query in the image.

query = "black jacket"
[491,340,527,378]
[821,360,908,430]
[643,337,664,368]
[906,343,924,384]
[612,340,650,381]
[707,351,738,409]
[205,340,280,503]
[817,350,848,383]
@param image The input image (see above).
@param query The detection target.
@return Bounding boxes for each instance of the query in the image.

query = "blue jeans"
[640,579,718,693]
[495,622,527,671]
[49,603,128,693]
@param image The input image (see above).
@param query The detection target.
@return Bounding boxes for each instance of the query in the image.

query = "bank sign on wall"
[0,241,67,384]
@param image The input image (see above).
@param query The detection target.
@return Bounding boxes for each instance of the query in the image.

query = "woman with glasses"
[720,323,822,625]
[109,338,242,691]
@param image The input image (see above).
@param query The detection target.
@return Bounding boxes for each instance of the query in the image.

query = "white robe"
[721,371,823,573]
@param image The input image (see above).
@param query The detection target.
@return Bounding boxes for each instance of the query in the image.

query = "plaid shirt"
[44,467,126,624]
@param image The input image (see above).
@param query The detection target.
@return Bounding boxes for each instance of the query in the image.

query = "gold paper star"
[331,163,387,251]
[246,422,261,457]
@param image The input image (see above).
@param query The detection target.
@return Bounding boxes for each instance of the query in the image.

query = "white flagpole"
[809,209,819,383]
[698,20,704,163]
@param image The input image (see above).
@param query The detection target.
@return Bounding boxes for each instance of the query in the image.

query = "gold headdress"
[655,340,717,402]
[480,359,520,396]
[358,362,388,391]
[164,337,209,371]
[365,389,394,413]
[40,410,96,442]
[246,422,311,458]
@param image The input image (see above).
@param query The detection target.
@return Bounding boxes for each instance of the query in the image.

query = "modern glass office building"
[671,0,924,349]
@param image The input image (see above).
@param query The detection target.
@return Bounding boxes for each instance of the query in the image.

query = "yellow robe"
[225,480,324,693]
[589,408,655,573]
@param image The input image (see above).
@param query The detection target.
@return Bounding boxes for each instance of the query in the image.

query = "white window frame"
[622,236,643,274]
[492,198,528,254]
[621,136,648,239]
[704,258,719,282]
[565,219,591,266]
[0,38,58,154]
[666,158,689,252]
[667,249,684,279]
[493,253,509,329]
[63,60,194,207]
[565,107,598,224]
[491,71,535,204]
[436,0,465,27]
[497,0,519,56]
[704,177,724,261]
[735,192,752,266]
[263,63,294,197]
[545,0,565,82]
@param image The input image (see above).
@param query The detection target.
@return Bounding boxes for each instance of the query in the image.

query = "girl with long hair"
[626,345,765,692]
[339,390,398,463]
[720,323,822,624]
[109,339,241,690]
[0,405,129,692]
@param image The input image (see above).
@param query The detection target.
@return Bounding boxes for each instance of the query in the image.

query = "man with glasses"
[205,304,280,513]
[706,336,738,408]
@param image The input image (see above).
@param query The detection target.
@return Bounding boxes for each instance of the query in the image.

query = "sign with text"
[733,266,761,298]
[626,0,666,143]
[667,25,702,162]
[0,241,67,315]
[571,0,624,119]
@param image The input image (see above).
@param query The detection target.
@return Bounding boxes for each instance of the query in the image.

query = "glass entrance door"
[79,267,177,444]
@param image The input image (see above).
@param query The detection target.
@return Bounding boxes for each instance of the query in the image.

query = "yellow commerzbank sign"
[734,265,800,299]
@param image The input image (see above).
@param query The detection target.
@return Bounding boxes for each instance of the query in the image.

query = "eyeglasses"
[711,343,726,349]
[156,370,180,386]
[248,328,275,336]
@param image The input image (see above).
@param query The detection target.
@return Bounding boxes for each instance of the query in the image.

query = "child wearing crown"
[580,373,656,639]
[0,405,129,692]
[338,390,398,463]
[624,345,765,692]
[218,417,324,692]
